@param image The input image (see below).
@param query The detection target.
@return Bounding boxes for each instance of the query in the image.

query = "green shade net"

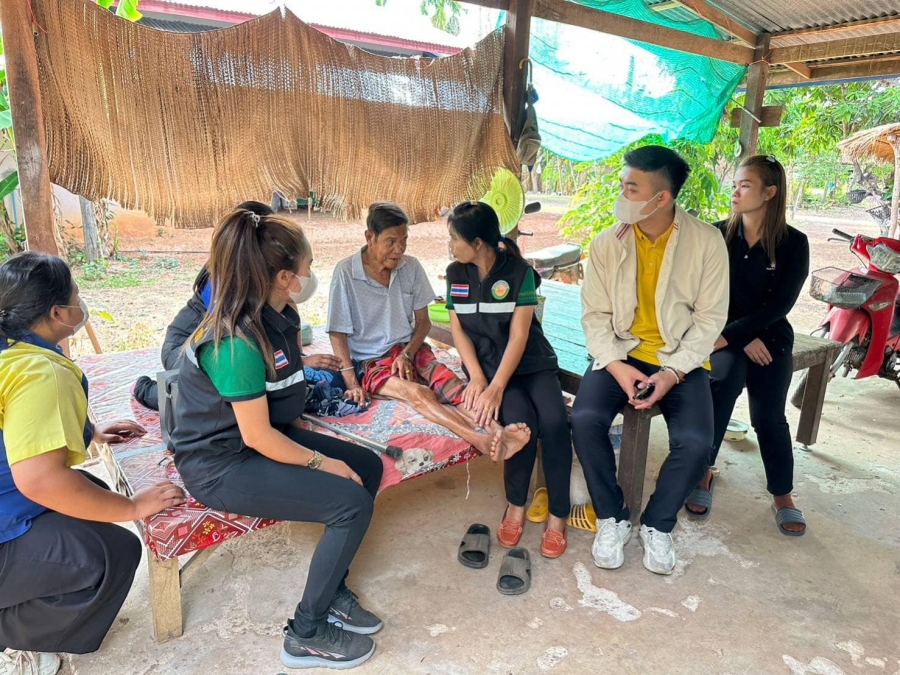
[523,0,747,161]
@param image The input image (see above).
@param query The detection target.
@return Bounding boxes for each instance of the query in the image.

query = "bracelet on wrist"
[659,365,682,384]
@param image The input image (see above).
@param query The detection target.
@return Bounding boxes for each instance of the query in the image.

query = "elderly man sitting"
[327,202,530,461]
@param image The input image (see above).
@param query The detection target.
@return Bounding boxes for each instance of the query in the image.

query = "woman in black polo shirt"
[445,202,572,558]
[685,155,810,536]
[171,208,384,670]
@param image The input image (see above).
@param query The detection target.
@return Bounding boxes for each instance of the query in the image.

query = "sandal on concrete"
[772,504,807,537]
[567,503,597,532]
[526,487,549,523]
[458,523,491,569]
[684,475,715,520]
[497,547,532,595]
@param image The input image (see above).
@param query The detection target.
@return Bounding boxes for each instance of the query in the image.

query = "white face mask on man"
[613,191,662,225]
[58,297,90,335]
[290,270,318,305]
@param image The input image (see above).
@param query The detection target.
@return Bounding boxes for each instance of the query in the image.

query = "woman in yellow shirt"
[0,252,185,675]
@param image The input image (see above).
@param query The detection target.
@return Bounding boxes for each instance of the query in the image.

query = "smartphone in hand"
[633,382,656,401]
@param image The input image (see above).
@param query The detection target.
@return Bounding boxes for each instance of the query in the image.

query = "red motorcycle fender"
[825,307,869,345]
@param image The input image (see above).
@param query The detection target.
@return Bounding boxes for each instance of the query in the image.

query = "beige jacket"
[581,205,729,374]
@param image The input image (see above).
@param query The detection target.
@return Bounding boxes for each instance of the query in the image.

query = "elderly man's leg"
[376,378,529,457]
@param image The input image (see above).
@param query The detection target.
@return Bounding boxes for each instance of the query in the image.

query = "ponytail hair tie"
[249,213,261,228]
[0,309,7,318]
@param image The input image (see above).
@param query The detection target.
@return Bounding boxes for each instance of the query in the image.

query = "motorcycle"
[791,228,900,408]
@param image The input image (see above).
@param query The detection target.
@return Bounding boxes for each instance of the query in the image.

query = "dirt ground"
[70,198,881,358]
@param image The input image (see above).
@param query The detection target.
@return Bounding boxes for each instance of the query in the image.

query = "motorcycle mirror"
[524,202,542,214]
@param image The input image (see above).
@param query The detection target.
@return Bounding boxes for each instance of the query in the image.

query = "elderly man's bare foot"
[489,423,531,461]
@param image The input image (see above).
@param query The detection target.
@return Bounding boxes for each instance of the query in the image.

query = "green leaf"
[0,171,19,200]
[0,110,11,130]
[96,0,114,7]
[92,310,115,322]
[115,0,142,21]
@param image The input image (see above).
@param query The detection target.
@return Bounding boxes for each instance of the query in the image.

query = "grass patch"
[76,256,182,289]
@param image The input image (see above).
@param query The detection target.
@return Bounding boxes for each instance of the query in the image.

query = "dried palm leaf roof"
[838,122,900,163]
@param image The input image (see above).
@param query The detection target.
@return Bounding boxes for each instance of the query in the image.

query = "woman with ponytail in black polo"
[170,208,383,670]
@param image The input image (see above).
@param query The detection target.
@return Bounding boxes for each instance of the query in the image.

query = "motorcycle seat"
[527,243,582,269]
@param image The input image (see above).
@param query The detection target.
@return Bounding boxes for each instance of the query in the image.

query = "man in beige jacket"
[571,145,729,575]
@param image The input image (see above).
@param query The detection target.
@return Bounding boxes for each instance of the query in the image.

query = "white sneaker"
[591,517,633,569]
[639,525,677,575]
[0,650,61,675]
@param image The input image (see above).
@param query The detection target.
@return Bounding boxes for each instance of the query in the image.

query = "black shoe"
[327,588,383,635]
[131,376,159,411]
[281,620,375,670]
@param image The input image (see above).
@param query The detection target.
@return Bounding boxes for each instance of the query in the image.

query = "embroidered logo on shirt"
[491,280,510,300]
[274,349,289,369]
[450,284,469,297]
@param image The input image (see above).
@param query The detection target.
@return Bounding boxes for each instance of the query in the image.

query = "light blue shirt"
[327,248,436,362]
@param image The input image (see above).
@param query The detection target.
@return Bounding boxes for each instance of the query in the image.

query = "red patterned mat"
[78,329,477,561]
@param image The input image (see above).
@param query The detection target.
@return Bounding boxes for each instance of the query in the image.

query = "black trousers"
[709,343,795,496]
[501,371,572,519]
[0,473,142,654]
[571,358,714,533]
[185,426,383,636]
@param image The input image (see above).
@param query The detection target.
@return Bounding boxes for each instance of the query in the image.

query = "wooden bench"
[78,334,479,643]
[429,280,841,523]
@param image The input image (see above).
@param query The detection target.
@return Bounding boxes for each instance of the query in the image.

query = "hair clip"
[766,155,777,163]
[0,309,7,317]
[249,212,261,228]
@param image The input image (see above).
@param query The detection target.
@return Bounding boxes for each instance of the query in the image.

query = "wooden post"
[738,33,771,163]
[0,0,58,255]
[503,0,533,144]
[889,135,900,239]
[80,196,103,263]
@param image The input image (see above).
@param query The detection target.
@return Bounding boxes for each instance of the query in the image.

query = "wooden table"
[429,280,839,518]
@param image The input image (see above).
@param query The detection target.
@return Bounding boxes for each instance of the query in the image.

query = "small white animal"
[394,448,434,477]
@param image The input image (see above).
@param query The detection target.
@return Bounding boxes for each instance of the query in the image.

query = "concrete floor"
[66,372,900,675]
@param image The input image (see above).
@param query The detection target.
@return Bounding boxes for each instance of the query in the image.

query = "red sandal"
[498,507,524,548]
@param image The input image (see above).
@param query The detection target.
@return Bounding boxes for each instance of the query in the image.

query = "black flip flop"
[497,547,531,595]
[684,475,715,520]
[772,504,807,537]
[458,523,491,569]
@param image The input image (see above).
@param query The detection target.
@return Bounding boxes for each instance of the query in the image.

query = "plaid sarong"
[360,343,465,406]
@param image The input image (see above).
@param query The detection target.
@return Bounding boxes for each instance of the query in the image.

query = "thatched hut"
[838,123,900,239]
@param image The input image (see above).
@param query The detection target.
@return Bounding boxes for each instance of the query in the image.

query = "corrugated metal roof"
[708,0,900,35]
[138,16,213,32]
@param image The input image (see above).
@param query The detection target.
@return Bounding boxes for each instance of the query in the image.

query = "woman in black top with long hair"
[446,202,572,558]
[685,155,810,535]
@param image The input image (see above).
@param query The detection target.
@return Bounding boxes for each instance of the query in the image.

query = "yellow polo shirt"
[0,340,89,468]
[628,224,673,365]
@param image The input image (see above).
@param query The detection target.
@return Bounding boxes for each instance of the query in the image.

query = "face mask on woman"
[290,270,318,305]
[58,297,90,334]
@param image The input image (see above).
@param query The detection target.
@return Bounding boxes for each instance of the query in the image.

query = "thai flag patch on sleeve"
[274,349,289,369]
[450,284,469,298]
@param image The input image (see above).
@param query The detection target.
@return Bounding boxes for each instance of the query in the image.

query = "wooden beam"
[667,0,758,46]
[531,0,753,64]
[772,16,900,45]
[460,0,509,10]
[771,32,900,65]
[729,105,782,128]
[739,33,771,162]
[1,0,58,255]
[766,56,900,86]
[784,61,812,79]
[503,0,533,142]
